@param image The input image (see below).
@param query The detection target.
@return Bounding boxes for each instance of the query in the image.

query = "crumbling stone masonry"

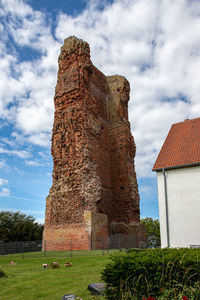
[43,36,146,250]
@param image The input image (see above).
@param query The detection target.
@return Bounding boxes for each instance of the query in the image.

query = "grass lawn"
[0,251,112,300]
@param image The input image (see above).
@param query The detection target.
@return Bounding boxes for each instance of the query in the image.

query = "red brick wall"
[43,36,145,250]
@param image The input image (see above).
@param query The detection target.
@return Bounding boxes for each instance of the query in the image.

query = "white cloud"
[11,132,25,145]
[14,167,25,176]
[1,194,44,204]
[28,133,51,147]
[46,172,51,178]
[25,160,41,166]
[0,187,10,197]
[35,217,44,224]
[1,137,16,147]
[16,103,53,135]
[1,0,32,17]
[1,0,200,178]
[139,185,153,195]
[0,178,8,186]
[0,160,6,168]
[0,147,31,158]
[0,0,57,144]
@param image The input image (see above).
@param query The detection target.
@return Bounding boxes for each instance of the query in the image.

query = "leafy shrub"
[0,268,6,278]
[101,248,200,299]
[126,248,146,254]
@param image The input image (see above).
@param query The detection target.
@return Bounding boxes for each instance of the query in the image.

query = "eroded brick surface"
[43,36,145,250]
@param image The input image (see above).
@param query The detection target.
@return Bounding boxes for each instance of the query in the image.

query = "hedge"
[101,248,200,299]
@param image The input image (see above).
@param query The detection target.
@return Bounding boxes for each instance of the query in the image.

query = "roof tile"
[153,117,200,170]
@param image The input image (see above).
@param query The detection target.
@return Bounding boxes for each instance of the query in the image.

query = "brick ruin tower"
[43,36,146,250]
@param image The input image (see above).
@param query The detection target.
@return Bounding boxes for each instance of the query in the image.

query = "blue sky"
[0,0,200,223]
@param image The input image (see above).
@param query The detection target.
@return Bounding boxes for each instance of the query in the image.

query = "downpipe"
[162,168,170,248]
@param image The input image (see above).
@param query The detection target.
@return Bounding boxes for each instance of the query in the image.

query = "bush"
[0,268,6,278]
[101,248,200,299]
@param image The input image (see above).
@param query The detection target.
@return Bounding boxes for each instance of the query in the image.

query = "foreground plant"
[143,296,191,300]
[101,248,200,299]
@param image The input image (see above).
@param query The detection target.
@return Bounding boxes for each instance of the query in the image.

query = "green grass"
[0,251,112,300]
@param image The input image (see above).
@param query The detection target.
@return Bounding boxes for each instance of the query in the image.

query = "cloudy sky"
[0,0,200,223]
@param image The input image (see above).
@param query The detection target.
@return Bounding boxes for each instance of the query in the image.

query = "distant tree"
[141,217,161,248]
[0,211,44,242]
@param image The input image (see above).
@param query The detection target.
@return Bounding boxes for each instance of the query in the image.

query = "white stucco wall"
[157,165,200,248]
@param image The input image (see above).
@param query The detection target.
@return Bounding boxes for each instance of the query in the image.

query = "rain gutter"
[153,161,200,172]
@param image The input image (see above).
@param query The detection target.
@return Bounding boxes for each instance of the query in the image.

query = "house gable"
[153,117,200,171]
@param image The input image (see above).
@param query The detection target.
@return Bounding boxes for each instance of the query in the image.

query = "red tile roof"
[153,117,200,171]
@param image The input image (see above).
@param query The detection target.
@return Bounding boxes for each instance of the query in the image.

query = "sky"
[0,0,200,224]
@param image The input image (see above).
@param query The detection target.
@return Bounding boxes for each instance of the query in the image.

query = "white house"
[153,117,200,248]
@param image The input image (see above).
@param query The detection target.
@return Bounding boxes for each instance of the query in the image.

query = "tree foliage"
[141,217,161,248]
[0,211,44,242]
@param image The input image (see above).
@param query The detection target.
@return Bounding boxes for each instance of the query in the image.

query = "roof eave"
[153,161,200,172]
